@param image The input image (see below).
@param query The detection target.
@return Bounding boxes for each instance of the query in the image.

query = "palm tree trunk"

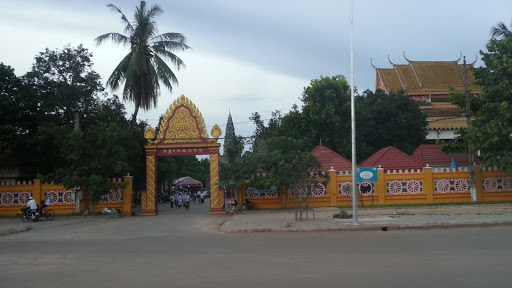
[130,104,140,129]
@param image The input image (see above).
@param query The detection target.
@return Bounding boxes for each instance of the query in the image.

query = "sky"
[1,0,511,147]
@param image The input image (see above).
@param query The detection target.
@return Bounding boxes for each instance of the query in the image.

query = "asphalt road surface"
[2,201,512,288]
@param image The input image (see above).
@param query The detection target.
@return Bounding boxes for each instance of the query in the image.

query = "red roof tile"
[311,145,352,171]
[360,146,424,170]
[411,144,482,166]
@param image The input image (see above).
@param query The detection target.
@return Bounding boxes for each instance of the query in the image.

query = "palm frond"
[106,52,132,91]
[151,32,187,44]
[152,47,186,70]
[490,21,512,39]
[146,4,164,20]
[153,54,179,91]
[146,62,160,109]
[95,32,130,46]
[107,3,133,34]
[152,40,190,52]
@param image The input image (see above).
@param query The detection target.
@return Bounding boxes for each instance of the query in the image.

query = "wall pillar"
[376,168,386,205]
[123,175,133,216]
[33,179,42,204]
[209,153,223,213]
[141,153,157,216]
[327,168,338,206]
[475,166,483,202]
[424,166,434,203]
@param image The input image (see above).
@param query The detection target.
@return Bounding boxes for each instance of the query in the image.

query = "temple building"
[372,54,480,142]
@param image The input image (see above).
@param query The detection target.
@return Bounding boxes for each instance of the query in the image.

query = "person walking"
[169,194,175,208]
[200,192,205,205]
[184,193,191,210]
[177,193,183,208]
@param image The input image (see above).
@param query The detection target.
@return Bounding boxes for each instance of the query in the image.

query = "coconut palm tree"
[490,20,512,39]
[95,1,190,127]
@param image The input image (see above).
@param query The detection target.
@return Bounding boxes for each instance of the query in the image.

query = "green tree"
[43,123,135,205]
[95,1,190,127]
[356,89,427,159]
[470,37,512,172]
[12,45,109,175]
[274,104,306,141]
[247,136,324,213]
[225,135,245,164]
[0,63,22,151]
[21,45,104,132]
[273,76,427,162]
[220,136,249,206]
[2,45,148,203]
[299,75,352,155]
[249,111,282,153]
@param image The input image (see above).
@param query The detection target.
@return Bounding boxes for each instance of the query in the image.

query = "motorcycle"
[19,207,40,222]
[184,200,190,210]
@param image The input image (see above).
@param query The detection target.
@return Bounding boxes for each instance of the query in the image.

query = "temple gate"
[141,95,223,215]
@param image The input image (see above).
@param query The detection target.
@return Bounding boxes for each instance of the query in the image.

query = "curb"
[219,221,512,233]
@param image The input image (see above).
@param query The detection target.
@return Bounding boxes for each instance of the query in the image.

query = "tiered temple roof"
[374,56,480,96]
[373,55,480,136]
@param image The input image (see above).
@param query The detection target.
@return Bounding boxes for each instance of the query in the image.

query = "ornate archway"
[141,95,223,215]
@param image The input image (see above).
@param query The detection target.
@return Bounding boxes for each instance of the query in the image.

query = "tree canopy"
[268,75,427,162]
[0,63,22,151]
[0,45,148,203]
[356,89,427,159]
[470,37,512,172]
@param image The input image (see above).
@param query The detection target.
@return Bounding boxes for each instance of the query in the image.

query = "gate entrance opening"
[141,95,223,215]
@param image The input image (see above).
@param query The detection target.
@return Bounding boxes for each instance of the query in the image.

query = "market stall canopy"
[173,176,202,186]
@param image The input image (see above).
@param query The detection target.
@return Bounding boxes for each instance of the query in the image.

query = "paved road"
[2,201,512,287]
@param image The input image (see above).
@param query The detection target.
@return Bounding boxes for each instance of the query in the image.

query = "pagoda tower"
[223,111,236,156]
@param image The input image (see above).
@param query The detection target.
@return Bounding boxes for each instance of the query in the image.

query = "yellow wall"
[0,176,132,216]
[246,168,512,209]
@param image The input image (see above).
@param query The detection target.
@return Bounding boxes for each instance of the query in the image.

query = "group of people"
[25,195,51,219]
[169,190,207,208]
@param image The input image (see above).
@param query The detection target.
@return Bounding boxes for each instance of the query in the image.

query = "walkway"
[2,201,512,239]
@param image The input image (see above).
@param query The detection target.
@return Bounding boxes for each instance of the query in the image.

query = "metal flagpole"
[350,0,359,225]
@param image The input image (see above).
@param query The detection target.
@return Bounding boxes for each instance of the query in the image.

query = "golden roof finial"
[403,51,412,63]
[470,54,478,65]
[211,124,222,139]
[455,52,462,63]
[144,126,156,141]
[370,58,378,70]
[388,54,395,66]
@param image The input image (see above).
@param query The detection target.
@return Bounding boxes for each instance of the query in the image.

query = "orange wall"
[0,176,132,216]
[246,168,512,209]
